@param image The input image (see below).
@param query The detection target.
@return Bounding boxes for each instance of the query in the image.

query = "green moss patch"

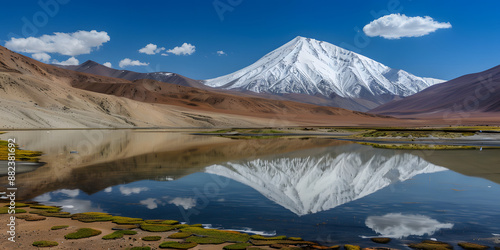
[51,225,69,230]
[371,237,391,244]
[458,242,490,250]
[0,207,26,214]
[223,243,253,249]
[180,227,250,243]
[32,240,59,247]
[113,225,139,230]
[185,236,225,244]
[71,212,114,223]
[30,209,71,218]
[287,237,303,241]
[3,202,30,208]
[159,241,198,249]
[112,216,144,225]
[408,240,453,250]
[140,224,178,232]
[142,236,162,241]
[102,230,137,240]
[344,245,360,250]
[64,228,102,239]
[0,140,42,162]
[24,215,46,221]
[128,247,151,250]
[168,232,192,239]
[144,219,179,225]
[250,235,287,240]
[359,142,486,150]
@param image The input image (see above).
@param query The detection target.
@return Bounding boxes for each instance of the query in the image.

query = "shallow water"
[1,130,499,247]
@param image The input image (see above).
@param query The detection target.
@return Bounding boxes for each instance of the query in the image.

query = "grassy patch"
[3,202,30,207]
[102,230,137,240]
[32,240,59,247]
[357,130,475,139]
[408,240,453,250]
[112,216,144,225]
[159,241,198,249]
[250,235,287,240]
[168,232,192,239]
[344,245,361,250]
[180,227,250,243]
[51,225,69,230]
[358,142,486,150]
[30,209,71,218]
[144,219,179,225]
[0,207,26,214]
[128,247,151,250]
[458,242,490,250]
[185,236,226,244]
[0,140,43,162]
[371,237,391,244]
[287,237,303,241]
[64,228,102,239]
[223,243,253,249]
[24,215,46,221]
[142,236,162,241]
[113,225,139,230]
[140,224,178,232]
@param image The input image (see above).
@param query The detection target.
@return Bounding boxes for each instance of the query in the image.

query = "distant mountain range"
[56,37,444,111]
[57,60,205,89]
[204,36,444,111]
[371,65,500,116]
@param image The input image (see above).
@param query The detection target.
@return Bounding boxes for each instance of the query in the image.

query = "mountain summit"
[204,36,443,110]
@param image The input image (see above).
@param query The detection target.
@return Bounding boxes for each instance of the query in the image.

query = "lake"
[1,130,499,247]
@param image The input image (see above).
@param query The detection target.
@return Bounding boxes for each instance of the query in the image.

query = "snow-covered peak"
[203,36,444,99]
[205,145,446,216]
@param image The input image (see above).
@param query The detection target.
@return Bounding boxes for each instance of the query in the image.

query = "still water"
[1,130,499,247]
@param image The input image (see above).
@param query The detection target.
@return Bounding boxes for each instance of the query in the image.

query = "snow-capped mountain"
[205,145,445,216]
[204,36,443,110]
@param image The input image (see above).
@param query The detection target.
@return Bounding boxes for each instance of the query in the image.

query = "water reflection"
[365,213,454,238]
[1,130,499,244]
[206,146,446,215]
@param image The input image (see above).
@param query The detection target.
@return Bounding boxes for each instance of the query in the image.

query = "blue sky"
[1,0,500,80]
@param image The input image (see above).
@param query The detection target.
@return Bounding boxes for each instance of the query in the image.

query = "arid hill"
[370,65,500,119]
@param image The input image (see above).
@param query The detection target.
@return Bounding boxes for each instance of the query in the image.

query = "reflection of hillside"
[0,130,343,200]
[417,150,500,184]
[206,144,446,215]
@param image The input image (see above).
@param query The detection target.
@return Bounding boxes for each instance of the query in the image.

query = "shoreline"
[1,202,498,250]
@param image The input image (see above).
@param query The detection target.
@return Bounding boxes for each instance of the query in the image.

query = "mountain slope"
[370,65,500,116]
[206,144,445,215]
[203,36,443,111]
[57,60,205,88]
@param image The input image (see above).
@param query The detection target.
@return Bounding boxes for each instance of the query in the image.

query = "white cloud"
[103,62,112,68]
[365,213,454,238]
[52,57,79,66]
[139,43,165,55]
[32,53,51,63]
[5,30,110,56]
[168,197,196,210]
[217,50,226,56]
[104,187,113,193]
[119,186,149,196]
[140,198,164,209]
[119,58,149,68]
[363,14,452,39]
[161,53,169,56]
[166,43,196,56]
